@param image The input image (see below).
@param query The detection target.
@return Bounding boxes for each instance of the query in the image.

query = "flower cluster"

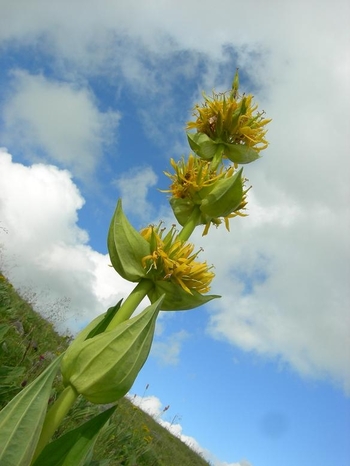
[161,71,270,235]
[0,70,271,466]
[163,154,249,235]
[61,70,270,408]
[164,154,233,200]
[187,91,270,153]
[140,223,214,294]
[186,71,271,170]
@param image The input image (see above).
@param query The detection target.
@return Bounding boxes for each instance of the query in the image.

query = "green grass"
[0,272,210,466]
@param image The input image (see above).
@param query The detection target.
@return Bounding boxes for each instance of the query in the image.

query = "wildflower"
[163,155,249,235]
[108,200,220,310]
[140,223,214,294]
[163,154,231,201]
[186,71,271,167]
[187,93,270,151]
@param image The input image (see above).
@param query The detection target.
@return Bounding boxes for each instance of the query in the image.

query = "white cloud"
[2,1,349,156]
[194,185,350,393]
[1,1,349,85]
[1,71,120,178]
[1,0,349,393]
[0,149,134,333]
[128,394,163,418]
[113,166,158,221]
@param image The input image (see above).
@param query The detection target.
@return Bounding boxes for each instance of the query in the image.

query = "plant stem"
[106,279,154,330]
[210,144,224,171]
[177,208,201,242]
[32,385,78,462]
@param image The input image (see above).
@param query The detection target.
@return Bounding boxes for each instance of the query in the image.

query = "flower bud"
[61,296,163,404]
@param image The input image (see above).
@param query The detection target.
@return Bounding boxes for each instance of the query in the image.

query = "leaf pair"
[187,132,260,166]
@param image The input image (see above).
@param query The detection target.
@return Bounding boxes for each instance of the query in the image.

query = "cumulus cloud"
[0,149,134,332]
[1,71,120,179]
[2,1,348,156]
[1,1,349,87]
[1,0,349,395]
[194,184,350,393]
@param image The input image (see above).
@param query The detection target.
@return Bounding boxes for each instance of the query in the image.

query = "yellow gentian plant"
[0,71,270,466]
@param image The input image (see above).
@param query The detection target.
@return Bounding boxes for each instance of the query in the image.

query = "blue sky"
[0,1,349,465]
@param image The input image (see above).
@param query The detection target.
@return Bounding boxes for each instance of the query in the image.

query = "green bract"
[148,280,220,311]
[200,167,244,218]
[169,198,197,228]
[108,199,150,282]
[170,168,245,227]
[187,132,260,166]
[61,296,163,404]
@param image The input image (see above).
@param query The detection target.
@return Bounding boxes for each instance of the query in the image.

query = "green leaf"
[169,198,197,227]
[200,168,244,218]
[63,315,107,354]
[187,133,218,160]
[86,301,122,340]
[32,405,116,466]
[0,354,63,466]
[223,143,260,164]
[107,200,150,282]
[149,281,220,311]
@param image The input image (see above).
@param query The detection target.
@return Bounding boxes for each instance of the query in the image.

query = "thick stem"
[177,208,202,242]
[32,385,78,462]
[210,145,224,171]
[106,279,154,330]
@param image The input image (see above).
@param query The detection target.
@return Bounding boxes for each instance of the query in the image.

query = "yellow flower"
[187,90,271,153]
[140,223,214,294]
[163,154,249,235]
[163,154,233,201]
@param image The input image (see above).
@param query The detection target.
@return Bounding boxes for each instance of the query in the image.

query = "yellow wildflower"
[163,154,233,201]
[163,154,249,235]
[187,90,271,153]
[140,224,214,294]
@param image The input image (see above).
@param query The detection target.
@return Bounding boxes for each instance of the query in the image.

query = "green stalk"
[32,385,78,462]
[210,144,224,171]
[106,279,154,330]
[177,208,201,242]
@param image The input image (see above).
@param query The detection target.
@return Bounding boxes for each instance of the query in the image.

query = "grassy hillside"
[0,272,210,466]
